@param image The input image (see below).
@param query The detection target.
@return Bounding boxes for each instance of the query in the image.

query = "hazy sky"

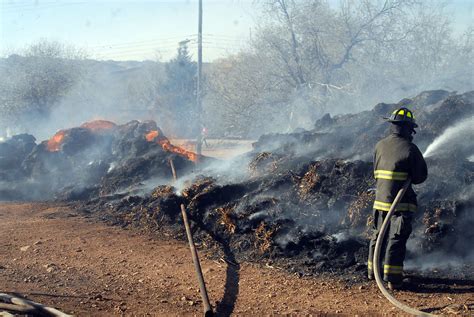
[0,0,472,62]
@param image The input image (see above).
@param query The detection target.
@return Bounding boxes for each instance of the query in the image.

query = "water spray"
[423,118,474,158]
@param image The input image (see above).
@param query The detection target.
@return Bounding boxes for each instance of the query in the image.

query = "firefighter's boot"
[388,281,403,290]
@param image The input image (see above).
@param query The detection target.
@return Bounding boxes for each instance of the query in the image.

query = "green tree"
[160,40,197,137]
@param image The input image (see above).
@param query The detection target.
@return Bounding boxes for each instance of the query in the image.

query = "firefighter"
[367,107,428,290]
[201,126,209,148]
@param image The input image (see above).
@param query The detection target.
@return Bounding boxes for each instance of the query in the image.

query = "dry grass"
[254,221,278,253]
[347,191,375,227]
[248,152,280,177]
[216,206,236,233]
[298,162,322,200]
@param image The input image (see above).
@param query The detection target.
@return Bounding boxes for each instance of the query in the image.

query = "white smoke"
[405,251,474,272]
[423,117,474,157]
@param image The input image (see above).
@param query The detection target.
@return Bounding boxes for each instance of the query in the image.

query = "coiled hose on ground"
[0,293,72,316]
[373,180,438,316]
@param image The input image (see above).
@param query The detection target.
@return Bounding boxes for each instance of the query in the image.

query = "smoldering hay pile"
[0,119,202,200]
[1,90,473,278]
[83,89,473,277]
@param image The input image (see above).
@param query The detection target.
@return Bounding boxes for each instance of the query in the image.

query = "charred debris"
[1,90,473,278]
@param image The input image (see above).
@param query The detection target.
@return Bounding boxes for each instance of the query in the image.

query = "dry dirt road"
[0,202,472,316]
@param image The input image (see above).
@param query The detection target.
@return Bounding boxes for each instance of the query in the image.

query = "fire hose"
[169,159,213,317]
[0,293,72,317]
[373,180,438,317]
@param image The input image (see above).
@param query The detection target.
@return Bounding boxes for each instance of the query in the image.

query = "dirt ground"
[0,203,472,316]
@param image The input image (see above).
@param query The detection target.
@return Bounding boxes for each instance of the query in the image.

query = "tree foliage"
[0,40,86,130]
[205,54,280,137]
[160,41,198,136]
[206,0,473,137]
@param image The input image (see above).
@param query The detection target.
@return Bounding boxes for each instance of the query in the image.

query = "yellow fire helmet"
[384,107,418,128]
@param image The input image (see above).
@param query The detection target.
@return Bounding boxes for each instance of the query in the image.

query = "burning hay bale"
[0,119,202,200]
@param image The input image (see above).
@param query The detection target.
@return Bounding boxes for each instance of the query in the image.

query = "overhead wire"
[0,2,85,12]
[89,34,245,49]
[90,34,198,49]
[92,43,182,54]
[32,29,248,60]
[89,35,244,60]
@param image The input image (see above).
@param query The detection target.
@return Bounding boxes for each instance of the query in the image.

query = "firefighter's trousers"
[367,209,413,283]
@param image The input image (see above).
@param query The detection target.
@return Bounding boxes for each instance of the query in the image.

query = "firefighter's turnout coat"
[368,129,427,283]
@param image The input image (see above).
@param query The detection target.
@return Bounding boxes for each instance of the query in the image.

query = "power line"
[89,39,242,55]
[91,43,180,53]
[88,34,245,50]
[0,2,85,12]
[188,42,242,49]
[90,35,197,49]
[203,33,249,40]
[92,51,171,60]
[95,51,237,61]
[0,1,65,8]
[92,48,242,59]
[91,46,179,56]
[93,47,175,56]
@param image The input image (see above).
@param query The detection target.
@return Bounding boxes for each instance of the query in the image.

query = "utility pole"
[196,0,203,156]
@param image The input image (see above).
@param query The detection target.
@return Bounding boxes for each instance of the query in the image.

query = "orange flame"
[46,130,67,152]
[145,130,159,142]
[159,139,199,162]
[45,121,197,162]
[80,120,116,132]
[46,120,117,152]
[145,130,199,162]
